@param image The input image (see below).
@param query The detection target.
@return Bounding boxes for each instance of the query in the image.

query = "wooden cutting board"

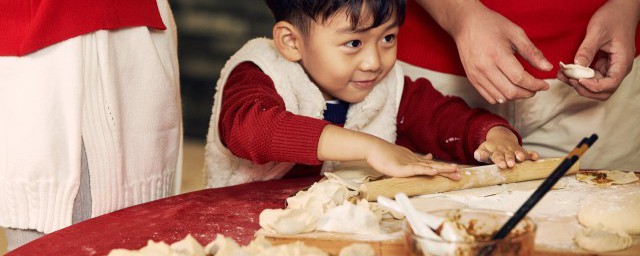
[257,219,406,256]
[360,158,578,201]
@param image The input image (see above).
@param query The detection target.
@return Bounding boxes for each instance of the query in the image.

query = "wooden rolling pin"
[360,158,578,201]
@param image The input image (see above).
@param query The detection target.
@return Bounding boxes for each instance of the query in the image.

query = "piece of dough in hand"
[560,62,595,79]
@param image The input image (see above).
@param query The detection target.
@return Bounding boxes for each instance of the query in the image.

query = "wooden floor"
[0,139,207,255]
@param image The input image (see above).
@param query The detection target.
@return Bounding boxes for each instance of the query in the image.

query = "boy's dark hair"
[264,0,405,35]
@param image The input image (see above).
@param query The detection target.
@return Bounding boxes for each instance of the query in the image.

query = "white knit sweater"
[0,0,181,233]
[205,38,404,188]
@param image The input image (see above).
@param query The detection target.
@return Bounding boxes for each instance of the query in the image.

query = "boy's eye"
[383,34,396,43]
[345,40,362,48]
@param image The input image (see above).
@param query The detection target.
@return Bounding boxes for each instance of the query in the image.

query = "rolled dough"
[574,227,633,252]
[578,191,640,234]
[576,170,639,186]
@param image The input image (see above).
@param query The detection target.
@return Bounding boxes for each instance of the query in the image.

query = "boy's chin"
[337,94,369,104]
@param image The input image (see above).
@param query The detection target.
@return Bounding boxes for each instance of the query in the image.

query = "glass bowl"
[403,208,536,256]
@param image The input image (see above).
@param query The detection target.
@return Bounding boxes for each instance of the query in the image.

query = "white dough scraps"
[259,208,317,235]
[260,179,383,236]
[316,200,381,235]
[109,234,374,256]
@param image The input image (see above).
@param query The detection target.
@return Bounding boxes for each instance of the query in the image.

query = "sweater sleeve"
[395,76,522,164]
[218,62,330,165]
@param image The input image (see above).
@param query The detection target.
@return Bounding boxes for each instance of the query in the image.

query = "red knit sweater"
[219,62,519,177]
[398,0,640,79]
[0,0,165,56]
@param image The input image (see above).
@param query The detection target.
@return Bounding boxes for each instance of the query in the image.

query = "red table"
[8,176,322,256]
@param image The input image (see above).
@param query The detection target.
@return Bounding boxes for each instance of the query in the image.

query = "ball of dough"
[578,191,640,234]
[574,227,633,252]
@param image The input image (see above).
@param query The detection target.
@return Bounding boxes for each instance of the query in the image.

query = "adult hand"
[417,0,552,104]
[558,0,640,100]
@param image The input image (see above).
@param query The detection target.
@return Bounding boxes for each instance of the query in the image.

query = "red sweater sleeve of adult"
[395,77,522,164]
[219,62,330,165]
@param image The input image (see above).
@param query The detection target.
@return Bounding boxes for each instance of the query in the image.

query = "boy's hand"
[317,125,460,180]
[365,142,461,180]
[474,126,539,169]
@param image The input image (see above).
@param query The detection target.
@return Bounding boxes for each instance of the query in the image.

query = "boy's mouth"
[351,79,376,89]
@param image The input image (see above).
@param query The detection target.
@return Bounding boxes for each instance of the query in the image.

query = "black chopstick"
[478,134,598,255]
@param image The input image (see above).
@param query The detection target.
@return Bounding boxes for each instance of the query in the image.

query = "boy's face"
[297,9,399,103]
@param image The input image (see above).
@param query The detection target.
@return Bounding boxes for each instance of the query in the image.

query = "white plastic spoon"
[380,195,471,242]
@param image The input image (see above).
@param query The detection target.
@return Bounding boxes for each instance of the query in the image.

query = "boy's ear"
[273,21,302,62]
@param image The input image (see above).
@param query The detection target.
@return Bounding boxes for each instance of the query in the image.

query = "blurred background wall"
[172,0,274,139]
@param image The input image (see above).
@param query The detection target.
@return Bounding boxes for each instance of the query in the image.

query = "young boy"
[205,0,538,188]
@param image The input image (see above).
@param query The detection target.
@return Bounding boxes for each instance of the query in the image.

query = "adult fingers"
[496,51,550,93]
[486,64,537,101]
[472,73,508,104]
[510,28,553,71]
[471,81,498,104]
[574,28,604,67]
[579,56,631,95]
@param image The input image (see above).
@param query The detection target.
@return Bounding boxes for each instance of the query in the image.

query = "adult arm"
[414,0,552,103]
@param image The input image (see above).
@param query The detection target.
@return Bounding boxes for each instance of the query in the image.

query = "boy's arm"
[317,124,460,178]
[219,62,329,165]
[221,63,460,178]
[396,76,522,164]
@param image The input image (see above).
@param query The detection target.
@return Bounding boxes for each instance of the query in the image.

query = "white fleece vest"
[205,38,404,188]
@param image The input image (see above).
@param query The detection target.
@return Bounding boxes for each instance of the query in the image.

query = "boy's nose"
[360,50,382,72]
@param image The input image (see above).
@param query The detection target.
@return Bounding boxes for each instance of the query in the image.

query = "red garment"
[398,0,640,79]
[219,62,519,177]
[0,0,165,56]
